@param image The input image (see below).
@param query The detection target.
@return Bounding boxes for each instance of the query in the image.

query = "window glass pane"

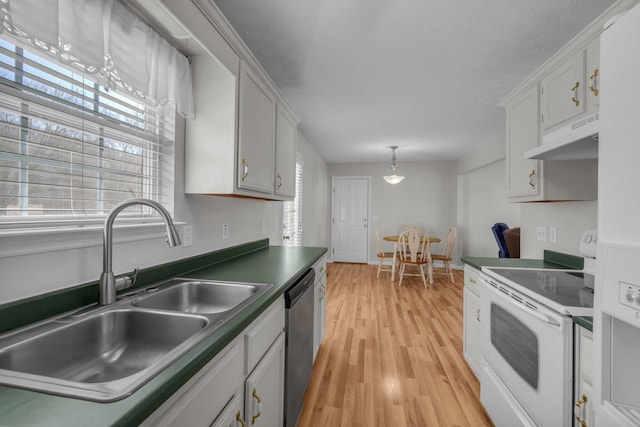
[0,33,175,223]
[283,159,303,247]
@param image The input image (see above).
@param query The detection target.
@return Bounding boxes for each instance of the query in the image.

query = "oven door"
[479,275,573,427]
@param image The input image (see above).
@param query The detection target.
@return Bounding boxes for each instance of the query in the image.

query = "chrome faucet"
[99,198,181,305]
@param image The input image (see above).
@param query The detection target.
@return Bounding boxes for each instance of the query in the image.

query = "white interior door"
[332,177,369,263]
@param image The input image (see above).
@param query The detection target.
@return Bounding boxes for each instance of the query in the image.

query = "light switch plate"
[182,225,193,247]
[536,226,547,242]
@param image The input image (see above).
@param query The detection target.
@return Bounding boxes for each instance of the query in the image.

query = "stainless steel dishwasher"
[284,268,315,427]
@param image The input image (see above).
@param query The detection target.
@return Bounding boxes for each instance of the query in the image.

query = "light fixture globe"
[383,146,405,185]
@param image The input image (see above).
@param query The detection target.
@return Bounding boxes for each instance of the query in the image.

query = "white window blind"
[283,158,303,246]
[0,26,176,226]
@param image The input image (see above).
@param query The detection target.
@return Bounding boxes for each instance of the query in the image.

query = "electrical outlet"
[222,223,229,240]
[549,227,557,243]
[182,225,193,247]
[536,226,547,242]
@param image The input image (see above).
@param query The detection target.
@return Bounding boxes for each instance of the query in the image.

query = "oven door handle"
[481,276,563,328]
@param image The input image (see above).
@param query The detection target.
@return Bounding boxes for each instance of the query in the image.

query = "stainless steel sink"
[0,278,272,401]
[133,279,266,314]
[0,310,207,382]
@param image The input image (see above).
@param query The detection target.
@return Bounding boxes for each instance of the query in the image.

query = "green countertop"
[461,251,593,331]
[574,316,593,331]
[0,241,327,427]
[461,250,584,271]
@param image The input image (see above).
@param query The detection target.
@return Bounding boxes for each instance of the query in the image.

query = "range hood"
[525,112,599,160]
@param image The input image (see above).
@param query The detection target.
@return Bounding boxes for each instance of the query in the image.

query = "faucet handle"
[114,268,139,292]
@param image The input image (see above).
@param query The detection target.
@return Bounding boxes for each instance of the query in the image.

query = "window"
[0,40,175,223]
[0,0,193,230]
[283,157,303,246]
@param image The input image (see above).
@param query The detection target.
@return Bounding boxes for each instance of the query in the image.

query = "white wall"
[327,161,458,263]
[297,134,330,248]
[455,130,597,260]
[520,201,596,258]
[458,158,521,258]
[0,121,329,305]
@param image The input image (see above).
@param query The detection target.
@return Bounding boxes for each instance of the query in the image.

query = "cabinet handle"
[571,81,580,107]
[277,173,283,189]
[476,309,480,322]
[242,159,249,181]
[589,68,599,96]
[469,278,477,284]
[575,394,588,407]
[575,416,587,427]
[251,388,262,425]
[236,410,247,427]
[528,169,536,189]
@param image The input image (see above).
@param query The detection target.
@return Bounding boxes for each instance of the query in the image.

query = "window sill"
[0,221,186,258]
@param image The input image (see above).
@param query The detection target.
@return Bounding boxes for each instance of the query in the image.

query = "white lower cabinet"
[463,264,482,378]
[211,394,244,427]
[245,333,285,427]
[142,298,285,427]
[574,324,594,427]
[313,256,327,360]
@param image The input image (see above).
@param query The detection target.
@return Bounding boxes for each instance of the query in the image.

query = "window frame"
[0,28,181,258]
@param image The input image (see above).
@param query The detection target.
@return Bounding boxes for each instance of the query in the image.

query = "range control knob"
[626,292,635,304]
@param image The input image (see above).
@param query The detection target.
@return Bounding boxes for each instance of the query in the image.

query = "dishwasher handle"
[285,269,315,307]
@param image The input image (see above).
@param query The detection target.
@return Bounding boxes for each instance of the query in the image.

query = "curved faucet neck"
[99,198,181,305]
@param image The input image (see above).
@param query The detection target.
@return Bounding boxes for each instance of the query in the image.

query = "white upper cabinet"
[540,35,601,133]
[585,37,600,115]
[498,0,633,202]
[274,104,297,198]
[237,61,277,195]
[184,53,240,196]
[505,85,541,200]
[161,0,297,200]
[541,50,587,132]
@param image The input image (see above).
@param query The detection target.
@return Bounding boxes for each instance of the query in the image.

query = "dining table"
[383,234,441,281]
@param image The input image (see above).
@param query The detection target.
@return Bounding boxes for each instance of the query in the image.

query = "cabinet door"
[245,333,285,427]
[319,274,326,347]
[574,325,594,427]
[505,85,541,200]
[313,272,327,360]
[141,340,244,427]
[463,286,481,378]
[541,51,586,132]
[238,62,276,194]
[275,104,296,198]
[585,37,600,115]
[211,394,245,427]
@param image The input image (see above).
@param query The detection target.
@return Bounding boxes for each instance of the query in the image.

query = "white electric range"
[478,266,594,427]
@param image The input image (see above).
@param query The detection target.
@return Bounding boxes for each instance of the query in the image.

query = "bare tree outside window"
[0,37,175,221]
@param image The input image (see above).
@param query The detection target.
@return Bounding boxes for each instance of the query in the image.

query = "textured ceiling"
[212,0,616,163]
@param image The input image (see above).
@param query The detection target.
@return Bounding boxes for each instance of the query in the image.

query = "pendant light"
[383,146,405,185]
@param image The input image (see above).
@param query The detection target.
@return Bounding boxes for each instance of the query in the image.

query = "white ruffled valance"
[0,0,195,118]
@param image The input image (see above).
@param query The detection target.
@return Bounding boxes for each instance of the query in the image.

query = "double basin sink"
[0,278,272,402]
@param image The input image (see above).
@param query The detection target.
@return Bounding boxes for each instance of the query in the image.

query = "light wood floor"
[298,263,493,427]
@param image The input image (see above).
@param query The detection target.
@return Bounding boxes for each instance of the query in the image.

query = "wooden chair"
[431,227,457,283]
[397,225,425,234]
[397,229,433,287]
[374,229,394,279]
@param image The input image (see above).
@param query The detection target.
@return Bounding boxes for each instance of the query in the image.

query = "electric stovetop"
[482,267,595,316]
